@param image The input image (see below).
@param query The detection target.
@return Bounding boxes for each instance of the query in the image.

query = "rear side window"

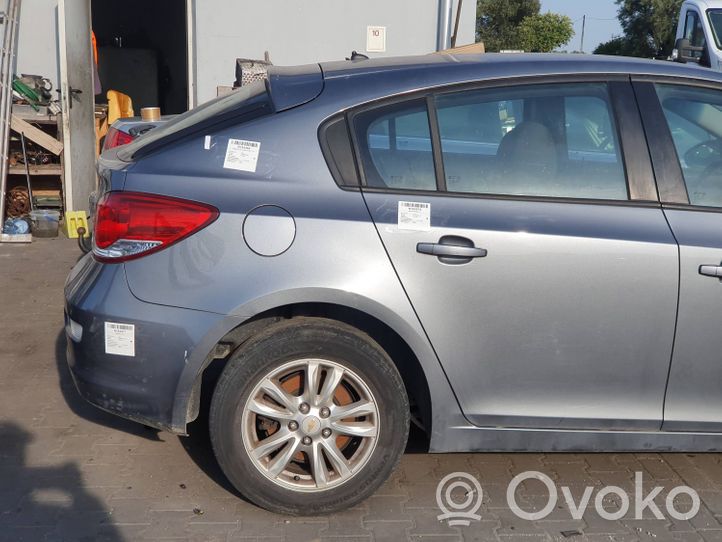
[353,99,436,191]
[351,82,628,201]
[434,83,628,199]
[655,83,722,207]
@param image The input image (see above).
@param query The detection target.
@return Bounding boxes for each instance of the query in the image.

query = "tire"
[209,317,410,515]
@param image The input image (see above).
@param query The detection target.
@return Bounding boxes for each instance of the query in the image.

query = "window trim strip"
[631,80,690,205]
[426,96,447,192]
[608,80,658,202]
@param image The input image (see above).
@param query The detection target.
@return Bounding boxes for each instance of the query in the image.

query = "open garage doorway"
[57,0,194,212]
[91,0,191,115]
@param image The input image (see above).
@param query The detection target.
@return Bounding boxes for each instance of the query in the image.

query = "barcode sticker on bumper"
[105,322,135,357]
[398,201,431,231]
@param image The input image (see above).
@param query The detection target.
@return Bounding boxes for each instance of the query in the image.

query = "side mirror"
[673,37,709,66]
[673,38,694,63]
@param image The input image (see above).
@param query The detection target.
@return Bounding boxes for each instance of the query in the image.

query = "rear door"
[637,80,722,432]
[354,78,679,430]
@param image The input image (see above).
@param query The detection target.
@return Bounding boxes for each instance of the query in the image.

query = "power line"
[573,13,620,52]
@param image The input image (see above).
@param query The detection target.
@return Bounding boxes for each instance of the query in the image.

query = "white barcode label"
[223,138,260,172]
[105,322,135,357]
[398,201,431,231]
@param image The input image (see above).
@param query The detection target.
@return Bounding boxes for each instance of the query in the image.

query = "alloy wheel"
[241,358,380,492]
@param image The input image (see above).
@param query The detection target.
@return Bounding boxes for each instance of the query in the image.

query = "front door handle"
[417,235,487,265]
[699,265,722,278]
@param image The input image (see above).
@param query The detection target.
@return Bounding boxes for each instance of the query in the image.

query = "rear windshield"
[117,80,270,161]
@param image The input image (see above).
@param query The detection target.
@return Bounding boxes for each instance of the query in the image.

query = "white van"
[674,0,722,69]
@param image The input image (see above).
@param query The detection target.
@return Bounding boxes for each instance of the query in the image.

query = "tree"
[650,0,683,54]
[594,36,633,56]
[595,0,683,58]
[476,0,541,51]
[518,13,575,52]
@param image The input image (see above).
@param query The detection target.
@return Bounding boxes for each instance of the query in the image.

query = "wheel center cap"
[301,415,322,436]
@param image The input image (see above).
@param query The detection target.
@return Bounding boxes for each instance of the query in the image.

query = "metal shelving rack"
[8,105,64,211]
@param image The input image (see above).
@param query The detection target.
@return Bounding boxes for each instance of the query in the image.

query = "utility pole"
[580,14,586,53]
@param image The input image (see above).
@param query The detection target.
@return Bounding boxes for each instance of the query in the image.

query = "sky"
[541,0,623,52]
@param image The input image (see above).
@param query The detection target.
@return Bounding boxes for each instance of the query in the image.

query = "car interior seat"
[496,121,558,195]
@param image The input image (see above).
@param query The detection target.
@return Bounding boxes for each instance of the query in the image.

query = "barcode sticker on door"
[105,322,135,357]
[398,201,431,231]
[223,139,261,172]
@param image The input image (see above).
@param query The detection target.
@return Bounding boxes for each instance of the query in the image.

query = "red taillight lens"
[93,191,219,262]
[103,126,135,150]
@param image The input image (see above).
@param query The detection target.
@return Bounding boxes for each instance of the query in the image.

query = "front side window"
[685,10,707,56]
[655,84,722,207]
[434,83,628,199]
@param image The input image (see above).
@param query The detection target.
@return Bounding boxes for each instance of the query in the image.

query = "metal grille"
[234,59,272,88]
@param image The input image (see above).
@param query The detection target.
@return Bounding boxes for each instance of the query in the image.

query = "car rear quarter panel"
[122,105,393,316]
[120,101,466,443]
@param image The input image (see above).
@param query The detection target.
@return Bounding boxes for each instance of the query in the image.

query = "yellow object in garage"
[63,211,89,238]
[107,90,134,125]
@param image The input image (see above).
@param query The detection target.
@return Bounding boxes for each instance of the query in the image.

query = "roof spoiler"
[266,64,324,112]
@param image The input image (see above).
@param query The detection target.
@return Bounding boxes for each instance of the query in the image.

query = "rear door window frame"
[344,74,659,206]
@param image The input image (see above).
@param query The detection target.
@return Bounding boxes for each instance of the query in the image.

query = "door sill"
[466,414,660,432]
[431,424,722,453]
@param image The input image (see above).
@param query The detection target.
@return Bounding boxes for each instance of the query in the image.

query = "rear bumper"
[64,254,240,433]
[65,334,176,431]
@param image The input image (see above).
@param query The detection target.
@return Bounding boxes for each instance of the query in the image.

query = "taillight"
[93,191,219,262]
[103,126,135,150]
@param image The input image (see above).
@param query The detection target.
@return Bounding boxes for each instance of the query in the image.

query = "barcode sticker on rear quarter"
[398,201,431,231]
[223,139,260,172]
[105,322,135,357]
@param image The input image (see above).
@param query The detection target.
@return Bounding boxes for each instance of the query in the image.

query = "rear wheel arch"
[185,303,433,445]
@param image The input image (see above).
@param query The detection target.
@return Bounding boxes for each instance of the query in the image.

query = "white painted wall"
[16,0,60,89]
[194,0,477,103]
[15,0,477,107]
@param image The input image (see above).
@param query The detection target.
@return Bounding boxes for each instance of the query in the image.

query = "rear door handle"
[417,235,487,265]
[699,265,722,278]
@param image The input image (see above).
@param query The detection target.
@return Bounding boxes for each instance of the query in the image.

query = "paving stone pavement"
[2,238,722,541]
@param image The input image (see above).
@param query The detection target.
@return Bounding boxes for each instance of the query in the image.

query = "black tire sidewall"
[209,318,410,515]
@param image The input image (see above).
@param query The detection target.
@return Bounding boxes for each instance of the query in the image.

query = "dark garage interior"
[91,0,188,115]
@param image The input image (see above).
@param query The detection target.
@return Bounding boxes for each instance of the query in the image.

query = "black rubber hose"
[76,227,92,254]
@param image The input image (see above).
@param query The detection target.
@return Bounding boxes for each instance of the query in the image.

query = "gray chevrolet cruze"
[65,53,722,514]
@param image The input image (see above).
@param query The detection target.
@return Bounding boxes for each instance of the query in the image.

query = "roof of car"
[319,53,722,85]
